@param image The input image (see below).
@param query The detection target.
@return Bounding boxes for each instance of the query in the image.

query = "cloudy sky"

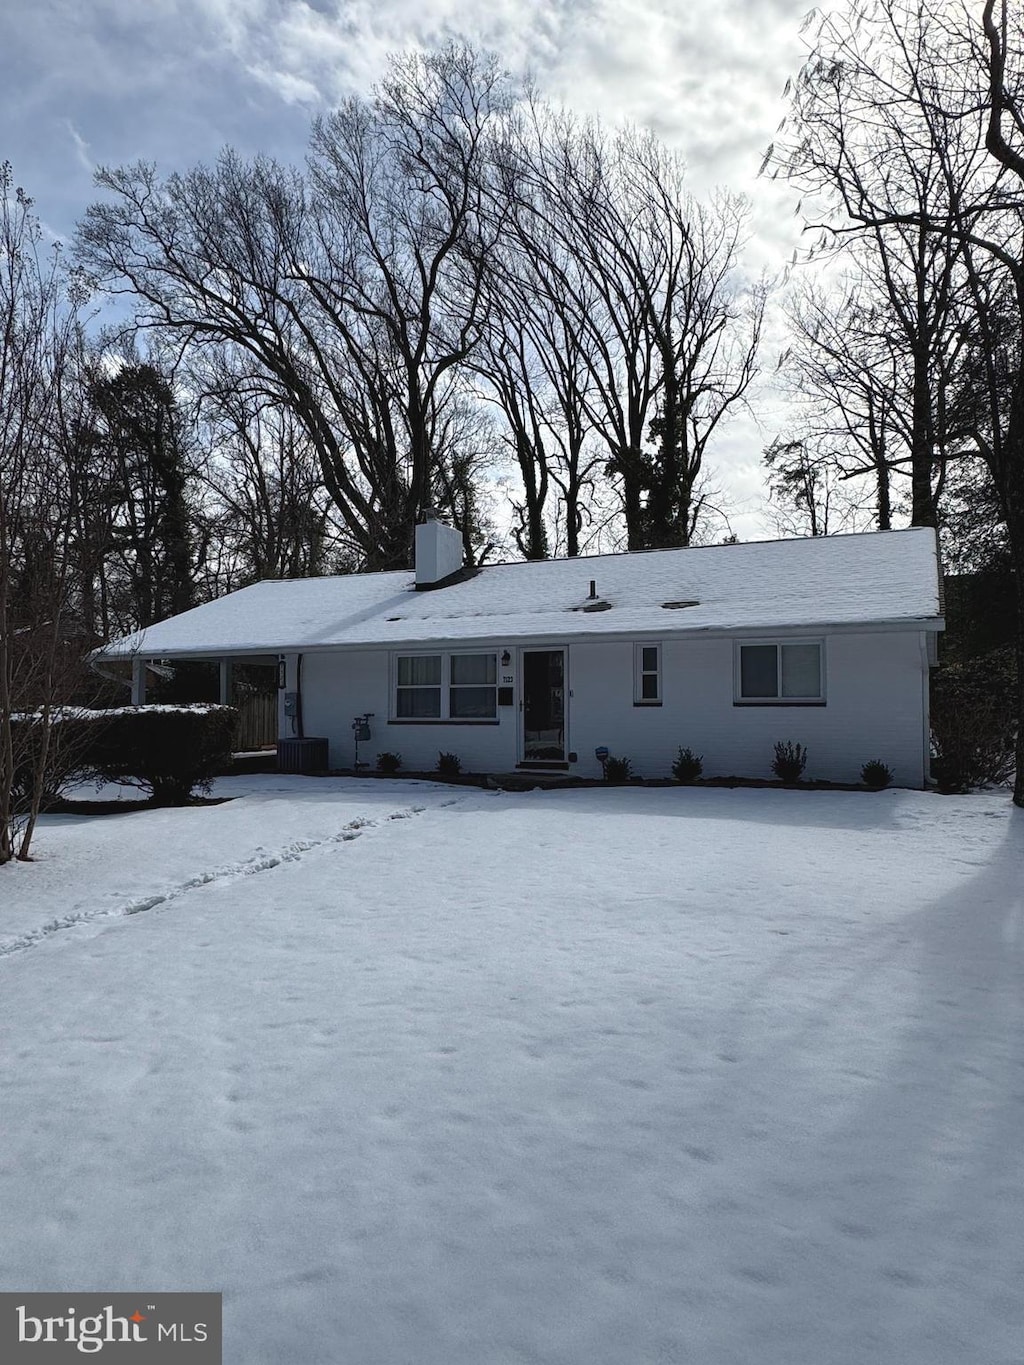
[1,0,821,540]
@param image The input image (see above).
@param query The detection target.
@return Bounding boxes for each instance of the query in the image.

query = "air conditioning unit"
[276,737,329,774]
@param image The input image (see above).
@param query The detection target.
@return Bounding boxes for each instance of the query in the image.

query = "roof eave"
[91,613,945,661]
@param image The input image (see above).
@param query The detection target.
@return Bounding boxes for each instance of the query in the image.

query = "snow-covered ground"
[1,777,1022,1365]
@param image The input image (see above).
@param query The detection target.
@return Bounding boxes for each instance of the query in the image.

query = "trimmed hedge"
[11,704,238,807]
[87,704,238,805]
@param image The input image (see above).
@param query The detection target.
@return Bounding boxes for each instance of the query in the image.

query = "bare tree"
[471,222,606,558]
[197,352,352,585]
[505,110,765,549]
[76,46,510,571]
[774,275,915,529]
[763,435,870,538]
[1,165,88,863]
[770,1,990,529]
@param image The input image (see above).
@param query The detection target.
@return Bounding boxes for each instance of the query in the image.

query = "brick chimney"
[414,508,464,589]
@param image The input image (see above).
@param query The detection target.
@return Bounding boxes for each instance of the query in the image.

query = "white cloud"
[64,119,95,174]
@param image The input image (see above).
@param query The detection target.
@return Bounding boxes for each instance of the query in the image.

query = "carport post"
[219,658,232,706]
[131,657,147,706]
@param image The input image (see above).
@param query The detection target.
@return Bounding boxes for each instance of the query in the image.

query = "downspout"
[920,631,932,788]
[296,654,305,739]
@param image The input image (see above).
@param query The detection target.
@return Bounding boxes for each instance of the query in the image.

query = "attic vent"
[661,599,699,610]
[386,616,403,622]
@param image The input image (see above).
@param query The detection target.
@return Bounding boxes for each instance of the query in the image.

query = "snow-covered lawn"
[1,778,1022,1364]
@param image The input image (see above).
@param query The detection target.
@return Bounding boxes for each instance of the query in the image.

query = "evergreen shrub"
[604,756,633,784]
[672,747,703,783]
[772,740,807,783]
[89,704,238,805]
[930,646,1017,792]
[860,759,894,790]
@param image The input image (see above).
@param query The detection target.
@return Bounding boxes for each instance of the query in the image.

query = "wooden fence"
[235,692,278,751]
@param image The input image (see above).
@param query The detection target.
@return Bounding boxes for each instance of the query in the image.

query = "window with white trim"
[737,641,823,702]
[396,654,442,718]
[394,652,497,720]
[634,643,662,704]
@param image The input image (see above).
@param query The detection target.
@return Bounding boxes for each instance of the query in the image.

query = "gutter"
[91,615,948,663]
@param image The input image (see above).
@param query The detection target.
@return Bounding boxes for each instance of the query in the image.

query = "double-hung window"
[737,641,823,703]
[634,643,662,704]
[449,653,497,718]
[394,652,497,721]
[396,654,443,718]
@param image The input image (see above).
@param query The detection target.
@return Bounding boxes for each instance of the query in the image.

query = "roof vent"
[661,599,699,610]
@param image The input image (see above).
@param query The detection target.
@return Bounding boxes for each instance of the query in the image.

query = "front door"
[521,649,566,763]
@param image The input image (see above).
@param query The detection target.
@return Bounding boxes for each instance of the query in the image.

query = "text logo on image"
[1,1293,222,1361]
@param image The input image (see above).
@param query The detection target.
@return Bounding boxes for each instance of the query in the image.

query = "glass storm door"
[521,649,566,762]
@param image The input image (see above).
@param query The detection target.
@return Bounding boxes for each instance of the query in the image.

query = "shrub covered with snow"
[87,704,238,805]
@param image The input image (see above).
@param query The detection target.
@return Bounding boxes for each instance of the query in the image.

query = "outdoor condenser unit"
[276,736,329,774]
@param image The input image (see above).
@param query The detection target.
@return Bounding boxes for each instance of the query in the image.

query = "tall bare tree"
[1,165,88,863]
[197,351,351,587]
[770,17,979,528]
[503,111,764,549]
[76,45,510,571]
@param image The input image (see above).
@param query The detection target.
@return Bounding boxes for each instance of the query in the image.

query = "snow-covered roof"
[96,528,943,659]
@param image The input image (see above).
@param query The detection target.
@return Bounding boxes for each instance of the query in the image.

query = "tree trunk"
[1003,445,1024,808]
[910,346,938,527]
[0,489,13,865]
[514,433,549,560]
[876,456,892,531]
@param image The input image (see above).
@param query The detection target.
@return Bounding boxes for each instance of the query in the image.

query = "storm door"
[521,649,566,763]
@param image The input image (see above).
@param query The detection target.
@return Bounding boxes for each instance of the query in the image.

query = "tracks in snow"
[0,797,465,963]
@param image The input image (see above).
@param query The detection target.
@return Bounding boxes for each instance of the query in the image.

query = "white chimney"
[414,509,464,588]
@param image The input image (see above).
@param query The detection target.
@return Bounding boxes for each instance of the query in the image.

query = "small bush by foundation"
[376,751,402,774]
[672,747,704,783]
[437,751,462,776]
[772,740,807,784]
[861,759,894,790]
[604,756,633,784]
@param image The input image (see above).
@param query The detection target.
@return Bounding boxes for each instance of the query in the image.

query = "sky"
[0,0,822,542]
